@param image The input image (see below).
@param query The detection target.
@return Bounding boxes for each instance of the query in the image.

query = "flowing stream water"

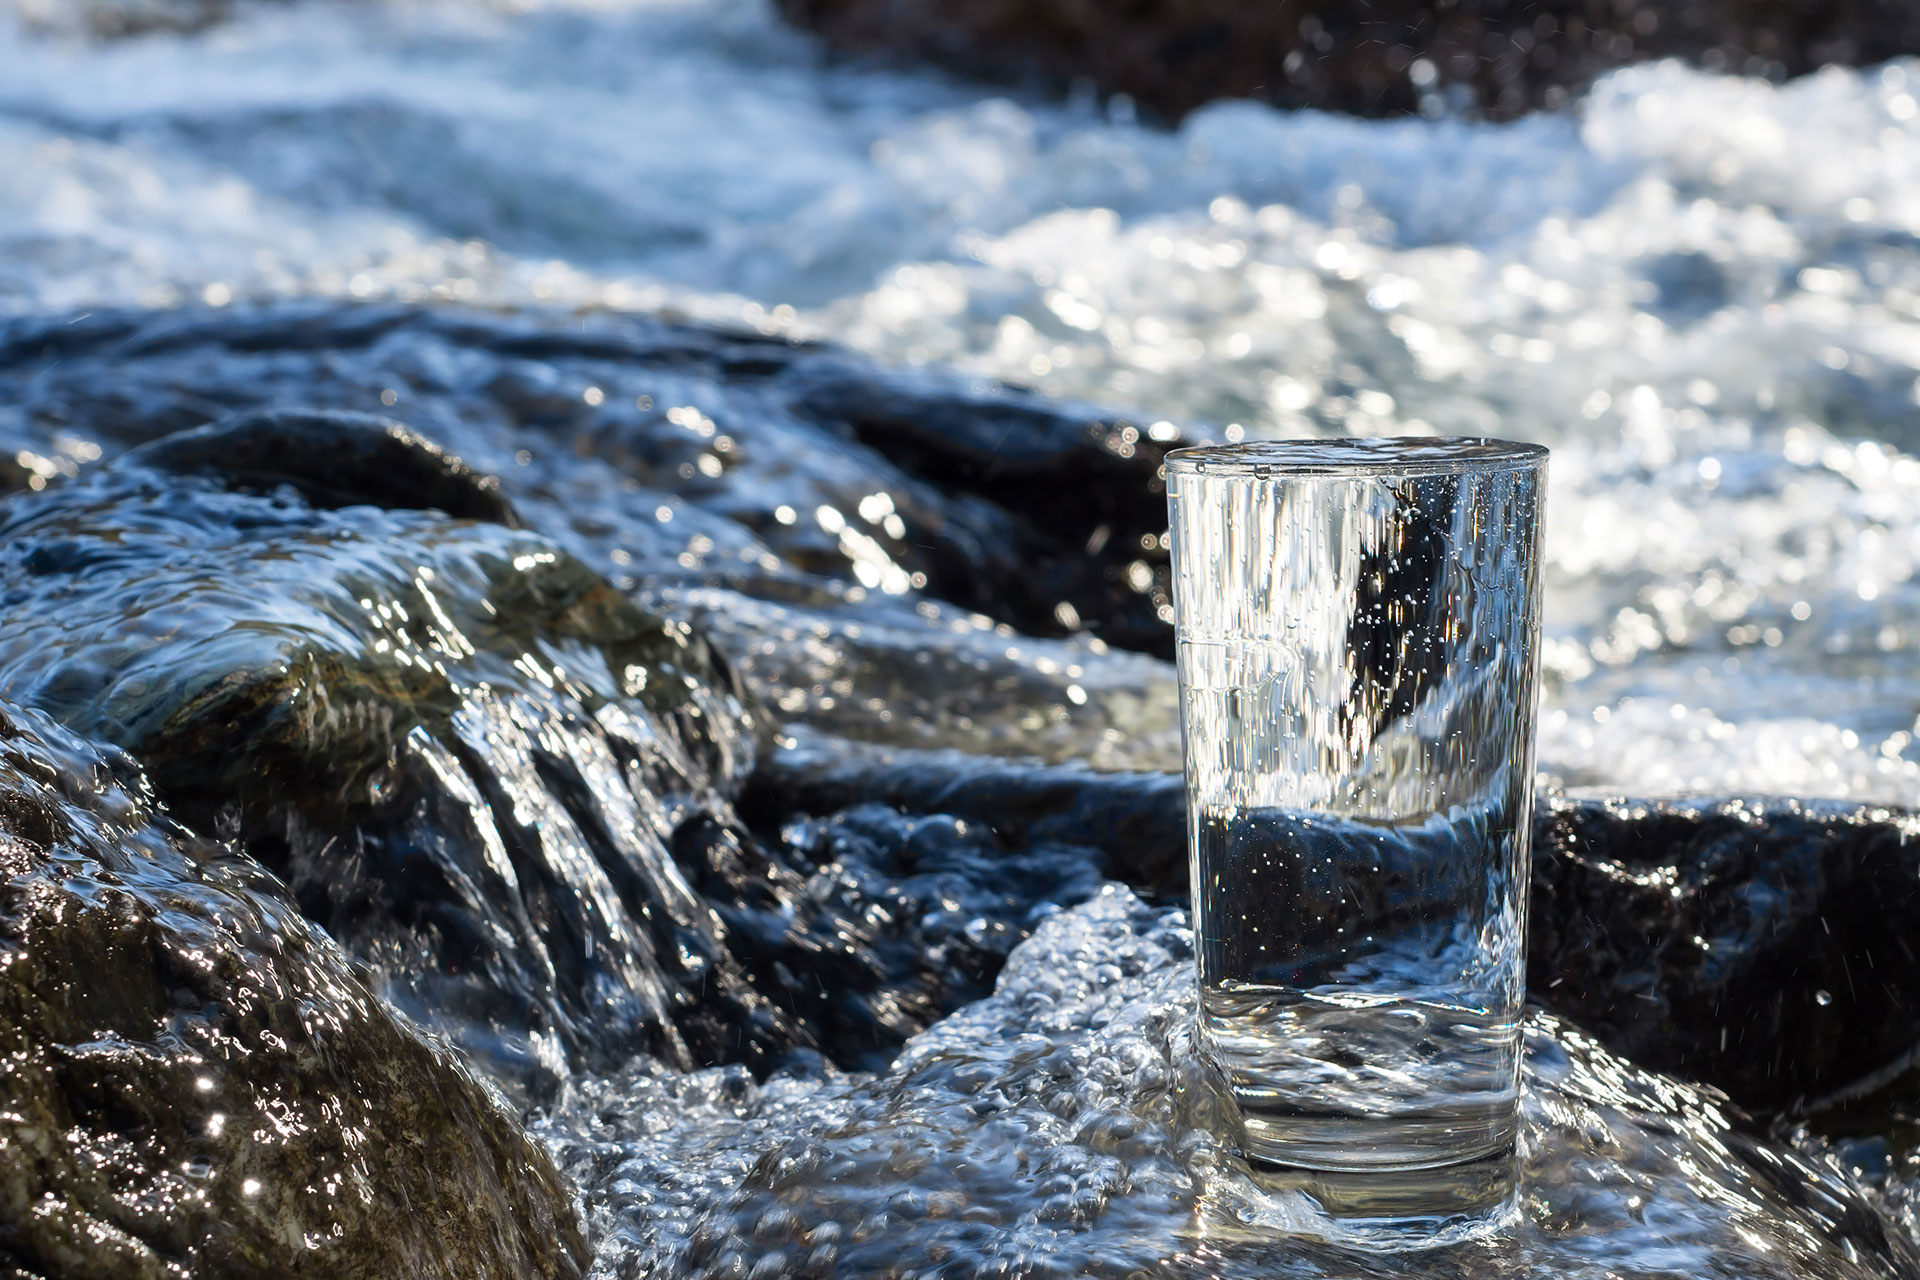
[9,0,1920,800]
[6,2,1920,1276]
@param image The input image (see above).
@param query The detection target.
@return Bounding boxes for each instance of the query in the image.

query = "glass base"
[1174,1022,1523,1251]
[1190,1145,1520,1252]
[1239,1103,1518,1171]
[1246,1145,1519,1243]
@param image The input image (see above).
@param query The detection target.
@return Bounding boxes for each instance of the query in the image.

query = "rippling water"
[7,2,1920,1274]
[535,887,1918,1278]
[9,0,1920,801]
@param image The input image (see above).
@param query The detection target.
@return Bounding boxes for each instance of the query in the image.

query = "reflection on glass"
[1167,437,1547,1238]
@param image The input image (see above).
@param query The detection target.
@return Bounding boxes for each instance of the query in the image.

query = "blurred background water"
[10,0,1920,803]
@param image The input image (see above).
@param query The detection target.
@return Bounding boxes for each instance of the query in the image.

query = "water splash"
[541,887,1920,1278]
[3,4,1920,1272]
[0,698,587,1277]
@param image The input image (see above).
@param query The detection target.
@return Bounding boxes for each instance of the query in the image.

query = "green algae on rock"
[0,701,585,1279]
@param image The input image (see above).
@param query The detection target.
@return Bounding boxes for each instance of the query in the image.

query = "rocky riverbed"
[0,303,1918,1278]
[10,0,1920,1275]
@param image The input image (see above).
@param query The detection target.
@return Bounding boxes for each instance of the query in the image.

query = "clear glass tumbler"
[1166,437,1546,1229]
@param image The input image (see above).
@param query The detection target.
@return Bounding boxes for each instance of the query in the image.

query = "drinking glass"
[1166,437,1546,1231]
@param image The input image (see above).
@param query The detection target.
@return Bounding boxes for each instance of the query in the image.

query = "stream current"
[4,2,1920,1277]
[10,0,1920,800]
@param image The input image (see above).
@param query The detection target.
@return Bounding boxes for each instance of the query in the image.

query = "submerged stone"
[0,701,585,1279]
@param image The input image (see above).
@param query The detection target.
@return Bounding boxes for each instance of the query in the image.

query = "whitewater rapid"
[6,0,1920,802]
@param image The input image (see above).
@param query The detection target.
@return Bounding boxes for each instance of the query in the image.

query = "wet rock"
[790,362,1179,657]
[0,422,793,1087]
[1528,794,1920,1117]
[718,803,1106,1070]
[130,407,525,527]
[0,415,1113,1091]
[670,582,1179,766]
[0,302,1185,766]
[753,737,1920,1121]
[0,303,1182,657]
[743,728,1190,895]
[544,888,1920,1279]
[773,0,1920,122]
[0,700,585,1279]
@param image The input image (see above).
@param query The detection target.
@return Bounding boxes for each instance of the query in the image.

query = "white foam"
[7,0,1920,800]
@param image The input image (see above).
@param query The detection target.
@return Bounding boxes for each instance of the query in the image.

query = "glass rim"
[1164,436,1548,479]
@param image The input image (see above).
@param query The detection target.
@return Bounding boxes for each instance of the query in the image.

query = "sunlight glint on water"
[6,5,1920,798]
[3,5,1920,1272]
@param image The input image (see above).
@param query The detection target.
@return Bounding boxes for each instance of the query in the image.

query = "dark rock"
[791,362,1179,657]
[0,700,585,1279]
[127,407,525,527]
[0,415,1111,1092]
[0,303,1183,666]
[773,0,1920,122]
[0,423,793,1087]
[0,303,1185,770]
[743,728,1189,895]
[715,803,1107,1070]
[1528,794,1920,1117]
[752,736,1920,1122]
